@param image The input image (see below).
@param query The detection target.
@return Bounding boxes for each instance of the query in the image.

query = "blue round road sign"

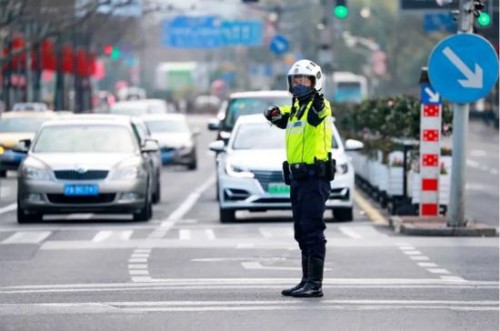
[428,34,499,103]
[269,35,289,55]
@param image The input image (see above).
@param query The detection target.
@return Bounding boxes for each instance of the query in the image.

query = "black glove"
[312,92,325,112]
[264,106,282,122]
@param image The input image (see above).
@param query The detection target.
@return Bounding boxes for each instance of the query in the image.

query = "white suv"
[209,114,363,223]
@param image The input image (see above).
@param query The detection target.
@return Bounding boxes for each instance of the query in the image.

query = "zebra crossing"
[0,224,388,246]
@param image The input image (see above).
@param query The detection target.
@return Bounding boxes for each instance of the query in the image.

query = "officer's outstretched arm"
[264,105,290,129]
[307,95,330,127]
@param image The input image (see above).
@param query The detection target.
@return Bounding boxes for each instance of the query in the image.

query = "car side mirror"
[12,139,31,153]
[208,119,221,131]
[209,140,225,153]
[141,139,159,153]
[344,139,364,151]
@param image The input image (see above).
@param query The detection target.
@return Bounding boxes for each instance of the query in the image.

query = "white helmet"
[286,59,324,93]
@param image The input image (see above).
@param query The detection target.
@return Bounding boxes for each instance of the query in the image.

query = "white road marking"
[120,231,133,240]
[128,264,148,269]
[241,261,331,272]
[403,251,423,255]
[179,229,191,240]
[338,226,363,239]
[131,253,149,258]
[0,203,17,215]
[129,258,147,263]
[418,262,438,268]
[470,150,487,157]
[237,243,255,249]
[440,276,465,281]
[92,231,112,242]
[1,231,51,244]
[399,246,416,250]
[466,159,480,168]
[134,248,151,253]
[129,270,149,275]
[427,268,451,274]
[0,299,497,314]
[410,256,430,261]
[205,229,215,240]
[131,276,152,282]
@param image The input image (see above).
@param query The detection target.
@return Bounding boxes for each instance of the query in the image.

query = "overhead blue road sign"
[428,34,499,103]
[423,13,456,33]
[163,16,263,49]
[269,35,289,55]
[421,84,441,104]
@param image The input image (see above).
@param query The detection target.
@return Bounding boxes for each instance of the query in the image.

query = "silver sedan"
[16,118,158,223]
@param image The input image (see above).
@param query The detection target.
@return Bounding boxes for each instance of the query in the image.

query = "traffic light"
[103,44,121,60]
[334,0,349,20]
[474,0,492,27]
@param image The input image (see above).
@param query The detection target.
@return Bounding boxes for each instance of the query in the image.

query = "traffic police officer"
[264,59,334,298]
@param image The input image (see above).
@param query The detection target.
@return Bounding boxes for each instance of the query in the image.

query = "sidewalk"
[389,216,498,237]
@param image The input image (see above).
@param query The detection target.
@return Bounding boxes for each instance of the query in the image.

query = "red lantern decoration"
[76,48,88,77]
[61,44,74,73]
[11,35,26,70]
[87,52,96,76]
[41,39,56,71]
[1,48,9,72]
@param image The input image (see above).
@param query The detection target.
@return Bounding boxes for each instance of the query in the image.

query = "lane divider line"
[395,243,463,281]
[353,190,388,225]
[130,176,215,282]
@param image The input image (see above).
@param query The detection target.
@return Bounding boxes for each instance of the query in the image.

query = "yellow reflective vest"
[278,98,333,165]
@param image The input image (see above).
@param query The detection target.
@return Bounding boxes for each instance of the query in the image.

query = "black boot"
[281,255,308,296]
[291,257,324,298]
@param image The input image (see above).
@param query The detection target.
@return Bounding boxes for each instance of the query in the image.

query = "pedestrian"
[263,59,334,298]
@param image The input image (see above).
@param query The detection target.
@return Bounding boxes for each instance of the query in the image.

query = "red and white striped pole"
[419,69,442,217]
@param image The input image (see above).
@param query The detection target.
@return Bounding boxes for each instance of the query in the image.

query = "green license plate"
[267,183,290,195]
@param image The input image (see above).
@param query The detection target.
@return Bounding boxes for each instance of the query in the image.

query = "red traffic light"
[103,45,113,56]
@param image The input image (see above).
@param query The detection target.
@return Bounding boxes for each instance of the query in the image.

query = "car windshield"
[232,123,285,150]
[33,125,137,153]
[145,119,189,133]
[232,122,340,150]
[0,117,51,133]
[223,96,290,130]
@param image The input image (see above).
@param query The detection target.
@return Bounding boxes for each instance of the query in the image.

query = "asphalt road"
[0,115,497,331]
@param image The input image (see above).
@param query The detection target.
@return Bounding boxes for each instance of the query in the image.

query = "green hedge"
[332,96,453,162]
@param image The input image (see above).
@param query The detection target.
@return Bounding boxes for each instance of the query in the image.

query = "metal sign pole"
[448,0,473,227]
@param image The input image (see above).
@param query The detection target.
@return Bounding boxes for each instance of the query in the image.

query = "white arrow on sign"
[442,46,483,89]
[424,87,440,103]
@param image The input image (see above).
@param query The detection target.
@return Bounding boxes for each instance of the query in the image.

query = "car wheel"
[152,178,161,204]
[17,205,43,224]
[219,207,235,223]
[0,170,6,178]
[187,157,197,171]
[134,190,153,222]
[215,178,220,201]
[332,207,353,222]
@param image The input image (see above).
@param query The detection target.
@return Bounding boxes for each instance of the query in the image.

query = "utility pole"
[447,0,473,227]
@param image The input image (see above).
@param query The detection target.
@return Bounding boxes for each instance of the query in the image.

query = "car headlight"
[111,166,145,180]
[23,166,51,180]
[225,162,254,178]
[336,162,349,175]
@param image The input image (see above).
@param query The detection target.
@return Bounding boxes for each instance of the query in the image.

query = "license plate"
[64,184,99,196]
[267,183,290,195]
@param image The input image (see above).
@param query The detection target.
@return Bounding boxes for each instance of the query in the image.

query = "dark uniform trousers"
[290,176,330,261]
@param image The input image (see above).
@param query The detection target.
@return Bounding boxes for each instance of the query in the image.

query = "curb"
[389,216,498,237]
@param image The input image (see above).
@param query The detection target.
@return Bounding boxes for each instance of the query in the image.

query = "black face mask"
[291,84,314,100]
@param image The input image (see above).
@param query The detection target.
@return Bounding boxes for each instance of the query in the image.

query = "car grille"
[252,170,284,190]
[54,170,109,181]
[47,194,115,204]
